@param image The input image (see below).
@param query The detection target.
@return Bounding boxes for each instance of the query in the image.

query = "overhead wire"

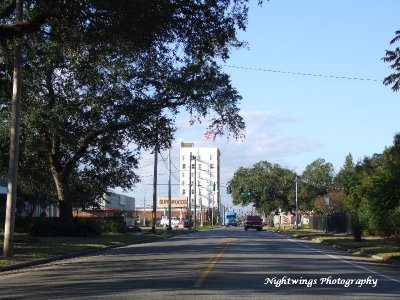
[223,64,380,82]
[159,151,180,182]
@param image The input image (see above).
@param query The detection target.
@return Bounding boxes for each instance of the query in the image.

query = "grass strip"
[270,227,400,262]
[0,228,190,267]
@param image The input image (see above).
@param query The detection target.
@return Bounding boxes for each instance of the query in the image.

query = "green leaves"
[1,1,254,219]
[345,133,400,236]
[229,161,296,214]
[383,30,400,92]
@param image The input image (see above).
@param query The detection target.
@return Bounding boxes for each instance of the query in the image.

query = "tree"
[382,30,400,91]
[313,191,345,215]
[230,161,296,216]
[345,134,400,237]
[0,1,254,221]
[333,153,355,194]
[365,134,400,236]
[0,1,61,40]
[299,158,334,210]
[2,0,23,259]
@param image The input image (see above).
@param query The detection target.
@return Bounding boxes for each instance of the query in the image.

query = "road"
[0,228,399,299]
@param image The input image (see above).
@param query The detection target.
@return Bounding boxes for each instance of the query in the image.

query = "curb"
[0,247,112,273]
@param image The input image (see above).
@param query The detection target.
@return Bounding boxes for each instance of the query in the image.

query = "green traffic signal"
[238,187,254,196]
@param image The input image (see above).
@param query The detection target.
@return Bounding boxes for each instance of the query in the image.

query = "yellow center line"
[194,237,236,288]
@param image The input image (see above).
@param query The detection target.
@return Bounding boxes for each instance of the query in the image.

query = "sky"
[116,1,400,212]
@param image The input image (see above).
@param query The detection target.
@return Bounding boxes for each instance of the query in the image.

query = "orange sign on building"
[158,196,188,208]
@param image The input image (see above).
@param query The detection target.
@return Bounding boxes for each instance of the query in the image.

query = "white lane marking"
[282,235,400,285]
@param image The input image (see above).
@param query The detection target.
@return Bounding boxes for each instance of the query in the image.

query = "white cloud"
[121,109,321,206]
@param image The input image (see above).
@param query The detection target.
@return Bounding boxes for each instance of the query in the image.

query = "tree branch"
[0,0,61,40]
[0,1,16,19]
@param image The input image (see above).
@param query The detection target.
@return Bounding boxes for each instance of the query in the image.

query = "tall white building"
[179,142,220,220]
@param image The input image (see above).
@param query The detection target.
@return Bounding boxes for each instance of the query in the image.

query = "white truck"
[160,216,179,228]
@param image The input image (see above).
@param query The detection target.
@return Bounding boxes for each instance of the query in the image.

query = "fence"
[309,212,352,233]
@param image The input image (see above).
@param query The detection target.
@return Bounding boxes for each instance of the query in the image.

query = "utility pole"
[152,148,158,234]
[295,177,299,229]
[3,0,23,258]
[193,155,197,230]
[167,148,172,230]
[210,171,213,226]
[143,192,146,226]
[188,152,192,229]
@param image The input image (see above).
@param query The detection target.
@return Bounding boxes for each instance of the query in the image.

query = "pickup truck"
[160,216,179,228]
[244,215,263,231]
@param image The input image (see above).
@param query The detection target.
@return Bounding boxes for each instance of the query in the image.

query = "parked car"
[244,215,263,231]
[184,218,193,228]
[160,216,179,228]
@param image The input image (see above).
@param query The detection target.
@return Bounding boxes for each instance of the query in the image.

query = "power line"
[223,64,380,82]
[159,151,180,182]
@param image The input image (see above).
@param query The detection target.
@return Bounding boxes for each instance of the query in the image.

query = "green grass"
[0,228,191,267]
[271,227,400,262]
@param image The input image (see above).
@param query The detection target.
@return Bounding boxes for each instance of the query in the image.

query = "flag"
[204,129,215,140]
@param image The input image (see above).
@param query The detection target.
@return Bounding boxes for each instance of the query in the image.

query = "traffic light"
[239,187,245,196]
[247,188,253,196]
[226,185,232,194]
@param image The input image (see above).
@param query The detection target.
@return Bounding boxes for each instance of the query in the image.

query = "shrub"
[387,206,400,238]
[100,216,127,234]
[29,217,101,237]
[350,215,362,241]
[15,216,34,233]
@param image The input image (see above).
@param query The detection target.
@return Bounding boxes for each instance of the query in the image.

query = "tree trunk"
[51,167,73,221]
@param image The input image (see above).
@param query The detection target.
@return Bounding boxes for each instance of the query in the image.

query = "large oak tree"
[0,1,256,220]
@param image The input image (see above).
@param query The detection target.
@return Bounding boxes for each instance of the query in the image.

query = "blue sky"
[120,1,400,212]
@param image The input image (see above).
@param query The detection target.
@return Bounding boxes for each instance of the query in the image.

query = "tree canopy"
[0,0,256,219]
[229,161,296,215]
[383,29,400,92]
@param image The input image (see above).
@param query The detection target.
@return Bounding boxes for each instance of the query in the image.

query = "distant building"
[179,142,220,223]
[100,192,135,213]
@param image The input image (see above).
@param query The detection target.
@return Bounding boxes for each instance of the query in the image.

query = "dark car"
[244,215,263,231]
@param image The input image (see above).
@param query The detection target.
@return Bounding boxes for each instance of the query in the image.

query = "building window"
[182,172,185,178]
[210,155,214,160]
[182,181,185,186]
[182,164,186,169]
[182,189,186,195]
[191,163,195,169]
[198,163,202,170]
[210,164,214,169]
[182,155,186,161]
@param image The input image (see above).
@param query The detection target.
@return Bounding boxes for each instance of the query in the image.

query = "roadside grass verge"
[0,227,190,267]
[269,226,400,263]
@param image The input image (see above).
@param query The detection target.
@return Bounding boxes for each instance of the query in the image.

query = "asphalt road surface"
[0,228,399,299]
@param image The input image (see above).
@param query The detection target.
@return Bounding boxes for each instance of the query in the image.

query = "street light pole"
[167,148,172,231]
[295,177,299,229]
[188,152,192,229]
[193,155,197,230]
